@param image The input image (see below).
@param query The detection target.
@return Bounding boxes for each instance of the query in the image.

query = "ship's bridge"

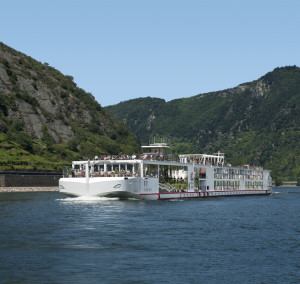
[179,152,225,166]
[141,143,171,155]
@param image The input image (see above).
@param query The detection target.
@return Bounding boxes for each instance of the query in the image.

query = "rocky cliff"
[0,42,139,170]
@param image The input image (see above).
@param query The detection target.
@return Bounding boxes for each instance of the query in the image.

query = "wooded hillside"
[106,66,300,183]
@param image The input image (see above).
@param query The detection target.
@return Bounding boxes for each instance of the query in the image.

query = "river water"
[0,187,299,284]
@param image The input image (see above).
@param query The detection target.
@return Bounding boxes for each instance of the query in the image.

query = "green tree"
[16,131,33,153]
[275,177,283,186]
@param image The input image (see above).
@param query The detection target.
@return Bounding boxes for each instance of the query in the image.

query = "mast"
[86,160,90,194]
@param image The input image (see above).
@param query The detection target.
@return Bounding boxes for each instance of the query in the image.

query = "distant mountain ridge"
[106,66,300,182]
[0,42,139,170]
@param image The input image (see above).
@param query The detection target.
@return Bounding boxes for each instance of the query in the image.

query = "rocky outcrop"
[0,42,107,143]
[0,42,140,163]
[0,47,77,142]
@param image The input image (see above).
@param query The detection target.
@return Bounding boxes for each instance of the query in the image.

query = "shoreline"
[0,185,299,193]
[0,186,59,193]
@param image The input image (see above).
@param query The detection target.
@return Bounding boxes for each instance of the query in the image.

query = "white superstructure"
[59,143,272,200]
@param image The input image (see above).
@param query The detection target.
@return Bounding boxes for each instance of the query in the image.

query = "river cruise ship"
[59,143,272,200]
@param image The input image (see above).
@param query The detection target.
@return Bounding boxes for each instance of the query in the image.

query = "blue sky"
[1,0,300,106]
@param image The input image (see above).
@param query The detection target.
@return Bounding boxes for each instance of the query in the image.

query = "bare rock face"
[0,43,104,143]
[15,101,46,139]
[17,75,36,95]
[47,120,74,143]
[0,42,140,165]
[0,66,11,94]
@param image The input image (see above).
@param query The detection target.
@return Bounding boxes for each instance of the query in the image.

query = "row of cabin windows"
[214,181,263,190]
[214,168,263,180]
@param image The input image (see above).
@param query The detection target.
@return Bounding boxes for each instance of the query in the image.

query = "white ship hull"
[59,176,271,200]
[59,176,159,199]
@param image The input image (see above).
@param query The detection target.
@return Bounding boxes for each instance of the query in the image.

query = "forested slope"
[106,66,300,183]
